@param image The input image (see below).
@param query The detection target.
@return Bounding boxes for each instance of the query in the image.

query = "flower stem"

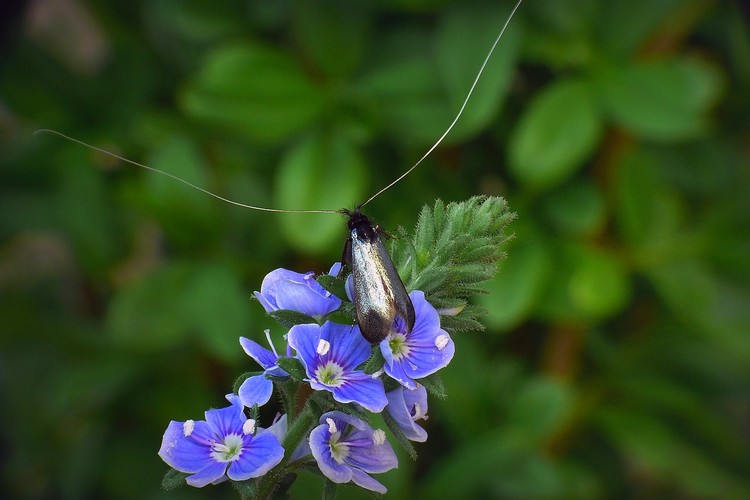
[252,403,317,500]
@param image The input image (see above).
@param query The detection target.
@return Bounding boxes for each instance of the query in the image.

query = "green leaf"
[107,263,193,350]
[275,132,367,253]
[181,262,251,361]
[506,377,574,444]
[357,29,454,145]
[480,238,552,331]
[536,243,631,322]
[436,1,522,140]
[276,357,306,381]
[420,372,447,400]
[316,274,347,301]
[614,147,683,252]
[291,0,370,79]
[595,0,684,58]
[540,179,606,237]
[392,196,515,333]
[509,78,603,189]
[161,469,188,490]
[267,309,317,329]
[594,57,724,140]
[181,44,327,142]
[382,410,418,461]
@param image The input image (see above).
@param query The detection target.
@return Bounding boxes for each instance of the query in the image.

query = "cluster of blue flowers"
[158,264,454,495]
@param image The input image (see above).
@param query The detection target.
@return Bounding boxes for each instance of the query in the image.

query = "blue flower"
[381,290,455,390]
[288,321,388,413]
[238,330,289,407]
[254,265,341,318]
[309,411,398,494]
[385,385,429,442]
[158,395,284,487]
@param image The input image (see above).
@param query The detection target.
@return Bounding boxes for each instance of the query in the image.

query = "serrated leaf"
[161,469,188,490]
[268,309,317,328]
[509,78,603,189]
[420,373,447,400]
[382,410,418,461]
[316,274,347,301]
[276,357,306,381]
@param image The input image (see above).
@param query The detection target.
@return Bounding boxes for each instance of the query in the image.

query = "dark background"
[2,0,749,498]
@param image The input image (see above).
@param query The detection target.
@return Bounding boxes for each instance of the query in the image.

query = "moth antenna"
[33,129,338,215]
[360,0,524,208]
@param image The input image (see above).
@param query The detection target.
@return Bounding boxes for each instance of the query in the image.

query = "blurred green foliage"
[2,0,749,498]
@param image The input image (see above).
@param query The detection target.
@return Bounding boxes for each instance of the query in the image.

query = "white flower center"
[315,361,345,387]
[388,333,410,360]
[210,434,243,463]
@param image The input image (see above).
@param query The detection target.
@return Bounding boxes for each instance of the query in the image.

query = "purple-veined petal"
[326,324,371,370]
[205,400,245,438]
[331,374,387,413]
[159,420,212,473]
[382,291,455,387]
[238,374,274,408]
[309,423,353,483]
[240,337,278,370]
[385,386,428,442]
[185,461,228,488]
[274,275,340,317]
[345,429,398,473]
[255,268,340,317]
[287,323,321,373]
[254,291,277,313]
[350,468,388,494]
[226,433,284,481]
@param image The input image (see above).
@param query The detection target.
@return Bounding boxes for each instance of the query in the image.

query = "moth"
[36,0,523,344]
[342,207,415,343]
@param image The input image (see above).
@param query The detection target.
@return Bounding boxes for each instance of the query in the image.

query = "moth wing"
[372,237,415,333]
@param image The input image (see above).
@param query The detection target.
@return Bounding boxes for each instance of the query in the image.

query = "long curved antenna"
[34,129,339,214]
[360,0,523,208]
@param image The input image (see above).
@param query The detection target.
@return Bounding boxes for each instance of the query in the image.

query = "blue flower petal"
[254,291,277,313]
[240,337,278,370]
[185,461,228,488]
[226,433,284,481]
[383,291,455,387]
[309,422,352,483]
[345,429,398,473]
[350,468,388,494]
[332,374,387,413]
[238,374,274,408]
[326,324,370,369]
[255,268,341,317]
[385,386,428,442]
[204,399,245,438]
[159,420,212,473]
[309,411,396,494]
[287,323,321,373]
